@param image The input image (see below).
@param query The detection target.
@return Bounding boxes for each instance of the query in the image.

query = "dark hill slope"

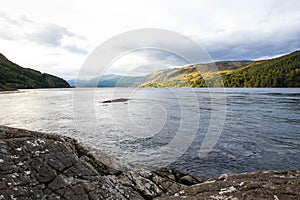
[0,53,70,90]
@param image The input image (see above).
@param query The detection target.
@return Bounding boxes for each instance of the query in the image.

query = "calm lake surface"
[0,88,299,178]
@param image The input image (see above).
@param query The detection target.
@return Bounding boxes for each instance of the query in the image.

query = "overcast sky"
[1,0,300,79]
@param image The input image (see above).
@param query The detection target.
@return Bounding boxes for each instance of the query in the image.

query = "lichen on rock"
[0,126,198,199]
[0,125,299,200]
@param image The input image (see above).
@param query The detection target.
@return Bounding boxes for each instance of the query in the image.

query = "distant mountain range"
[70,50,300,88]
[68,74,146,87]
[0,53,70,91]
[1,50,299,90]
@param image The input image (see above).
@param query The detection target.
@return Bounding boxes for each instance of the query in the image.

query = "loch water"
[0,88,299,178]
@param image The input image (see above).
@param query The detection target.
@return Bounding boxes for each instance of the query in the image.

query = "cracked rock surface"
[158,170,300,200]
[0,125,299,200]
[0,126,199,199]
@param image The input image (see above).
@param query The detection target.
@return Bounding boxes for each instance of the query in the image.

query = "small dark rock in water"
[0,125,299,200]
[101,98,129,103]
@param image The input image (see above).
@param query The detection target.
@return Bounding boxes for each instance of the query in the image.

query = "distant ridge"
[70,50,300,88]
[0,53,70,90]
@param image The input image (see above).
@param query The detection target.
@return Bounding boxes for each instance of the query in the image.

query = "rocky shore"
[0,126,299,199]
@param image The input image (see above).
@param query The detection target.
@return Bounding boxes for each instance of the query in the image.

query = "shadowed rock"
[0,126,197,199]
[0,125,299,200]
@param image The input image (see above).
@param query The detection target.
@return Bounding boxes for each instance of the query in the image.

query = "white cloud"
[0,0,300,79]
[106,49,187,76]
[24,23,89,54]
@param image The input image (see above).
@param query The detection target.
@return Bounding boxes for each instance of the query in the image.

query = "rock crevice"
[0,126,195,199]
[0,126,299,200]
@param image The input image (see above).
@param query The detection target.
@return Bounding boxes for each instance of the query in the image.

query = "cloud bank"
[0,0,299,79]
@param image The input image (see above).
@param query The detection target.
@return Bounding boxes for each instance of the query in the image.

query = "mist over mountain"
[68,74,146,87]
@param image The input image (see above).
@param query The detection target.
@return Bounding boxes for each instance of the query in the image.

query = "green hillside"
[140,51,300,88]
[141,61,252,87]
[222,51,300,87]
[0,53,70,91]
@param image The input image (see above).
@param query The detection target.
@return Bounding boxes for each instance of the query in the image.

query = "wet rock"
[101,98,129,103]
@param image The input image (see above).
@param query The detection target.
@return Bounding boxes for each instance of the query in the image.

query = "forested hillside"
[69,50,300,88]
[222,51,300,87]
[141,51,300,87]
[0,53,70,90]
